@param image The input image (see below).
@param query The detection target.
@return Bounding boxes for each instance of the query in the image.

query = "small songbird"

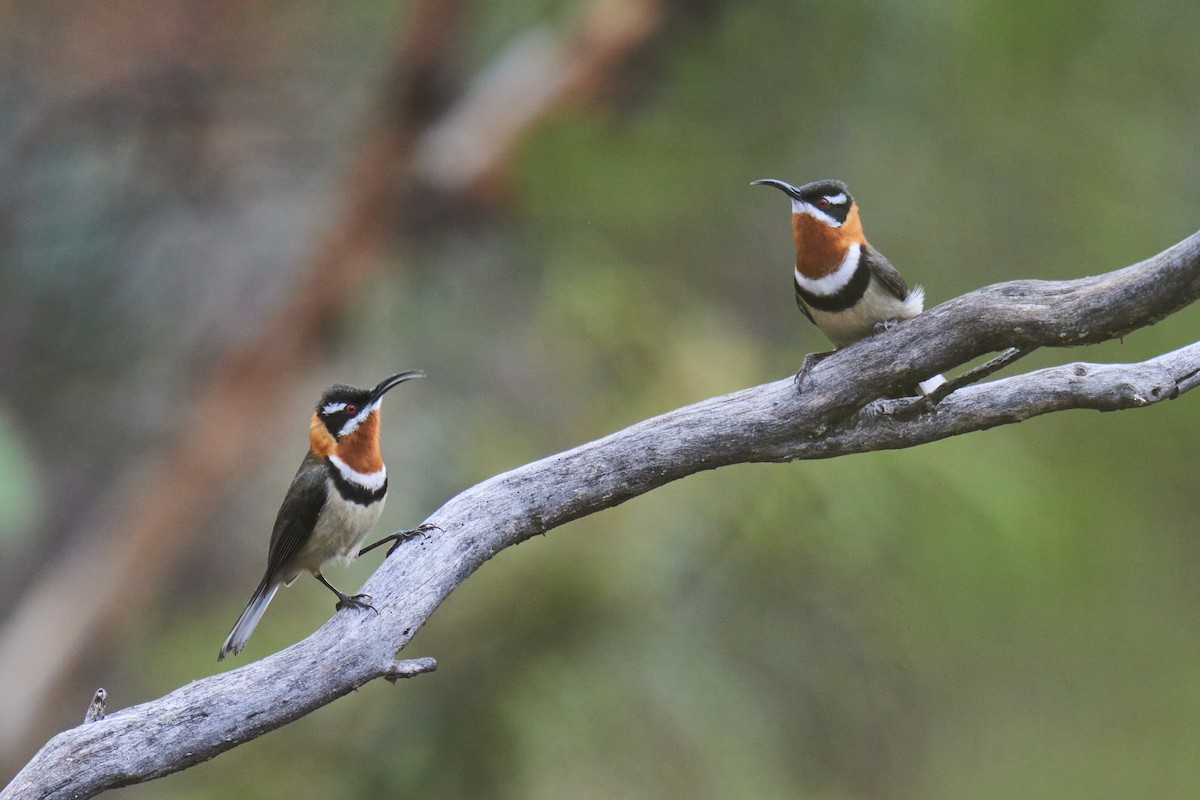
[218,370,426,661]
[752,178,945,394]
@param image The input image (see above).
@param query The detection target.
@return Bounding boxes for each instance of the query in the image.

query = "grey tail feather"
[218,578,280,661]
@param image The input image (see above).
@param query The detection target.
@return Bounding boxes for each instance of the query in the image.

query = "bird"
[218,370,429,661]
[751,177,945,394]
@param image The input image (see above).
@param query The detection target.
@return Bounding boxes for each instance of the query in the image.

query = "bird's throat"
[333,410,384,473]
[792,206,866,279]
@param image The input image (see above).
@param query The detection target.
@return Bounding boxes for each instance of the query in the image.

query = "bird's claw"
[358,523,443,558]
[793,350,835,390]
[873,318,901,335]
[385,523,443,557]
[336,592,378,614]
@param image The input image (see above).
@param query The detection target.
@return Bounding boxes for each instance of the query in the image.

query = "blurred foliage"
[3,0,1200,797]
[0,407,38,543]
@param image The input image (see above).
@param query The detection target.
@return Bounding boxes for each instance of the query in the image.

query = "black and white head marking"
[752,178,853,227]
[316,384,375,440]
[792,179,853,227]
[314,370,425,441]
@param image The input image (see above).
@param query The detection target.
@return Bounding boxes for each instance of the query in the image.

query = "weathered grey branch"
[5,231,1199,799]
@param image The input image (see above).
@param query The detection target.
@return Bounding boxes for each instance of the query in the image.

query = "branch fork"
[5,230,1200,799]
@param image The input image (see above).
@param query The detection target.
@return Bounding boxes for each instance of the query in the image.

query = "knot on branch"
[382,657,438,683]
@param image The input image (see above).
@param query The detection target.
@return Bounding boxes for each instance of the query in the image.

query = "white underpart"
[807,278,926,348]
[328,455,388,491]
[799,271,944,393]
[796,230,928,351]
[794,242,861,296]
[287,476,387,573]
[790,197,842,228]
[337,397,382,438]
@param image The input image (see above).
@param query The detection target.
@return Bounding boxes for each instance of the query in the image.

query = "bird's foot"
[359,523,443,558]
[335,591,378,614]
[385,523,442,557]
[793,350,836,390]
[873,318,900,335]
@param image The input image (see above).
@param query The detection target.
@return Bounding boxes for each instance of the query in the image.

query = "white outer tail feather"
[218,580,280,661]
[907,284,944,396]
[917,373,947,395]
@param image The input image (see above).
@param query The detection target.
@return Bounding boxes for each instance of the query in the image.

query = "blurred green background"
[2,0,1200,797]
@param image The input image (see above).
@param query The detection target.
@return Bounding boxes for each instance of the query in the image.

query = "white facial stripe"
[795,242,861,296]
[824,192,847,205]
[322,401,347,416]
[329,455,387,491]
[336,398,381,438]
[790,198,842,228]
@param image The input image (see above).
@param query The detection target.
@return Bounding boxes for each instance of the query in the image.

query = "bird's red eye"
[816,197,831,209]
[344,404,358,415]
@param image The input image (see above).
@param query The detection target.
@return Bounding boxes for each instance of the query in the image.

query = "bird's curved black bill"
[370,370,425,405]
[750,178,803,200]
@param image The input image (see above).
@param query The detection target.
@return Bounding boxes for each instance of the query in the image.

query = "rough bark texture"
[4,231,1199,799]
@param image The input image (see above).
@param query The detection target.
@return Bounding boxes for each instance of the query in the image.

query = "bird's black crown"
[795,179,850,205]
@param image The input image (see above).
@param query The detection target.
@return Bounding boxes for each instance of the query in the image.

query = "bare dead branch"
[82,690,107,725]
[0,0,674,764]
[4,231,1198,799]
[0,0,438,750]
[918,345,1035,408]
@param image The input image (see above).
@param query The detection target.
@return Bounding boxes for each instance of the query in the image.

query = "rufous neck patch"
[334,410,384,473]
[309,413,336,456]
[792,204,867,278]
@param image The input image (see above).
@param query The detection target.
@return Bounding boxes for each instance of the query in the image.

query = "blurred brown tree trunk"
[0,0,678,770]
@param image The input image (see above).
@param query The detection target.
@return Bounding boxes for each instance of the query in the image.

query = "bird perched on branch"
[752,177,945,394]
[218,370,431,661]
